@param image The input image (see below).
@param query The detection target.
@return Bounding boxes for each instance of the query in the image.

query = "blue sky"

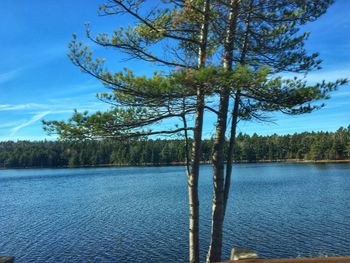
[0,0,349,141]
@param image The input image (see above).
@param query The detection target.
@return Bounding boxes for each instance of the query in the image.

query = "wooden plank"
[222,256,350,263]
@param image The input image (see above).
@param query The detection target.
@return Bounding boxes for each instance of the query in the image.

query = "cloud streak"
[0,68,22,84]
[0,99,107,113]
[10,111,51,136]
[0,43,69,88]
[0,103,47,111]
[0,120,25,129]
[306,68,350,83]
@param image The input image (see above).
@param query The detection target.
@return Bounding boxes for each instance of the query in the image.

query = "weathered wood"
[0,257,15,263]
[221,256,350,263]
[230,248,258,261]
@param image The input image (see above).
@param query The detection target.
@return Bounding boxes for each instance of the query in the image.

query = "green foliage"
[4,124,350,168]
[43,108,165,140]
[44,0,346,165]
[44,61,347,140]
[44,1,345,140]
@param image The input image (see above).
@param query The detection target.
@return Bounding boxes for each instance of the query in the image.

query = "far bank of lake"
[1,159,350,170]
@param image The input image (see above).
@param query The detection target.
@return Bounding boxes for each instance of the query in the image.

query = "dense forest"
[1,125,350,168]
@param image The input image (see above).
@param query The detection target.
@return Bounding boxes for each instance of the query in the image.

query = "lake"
[0,163,349,262]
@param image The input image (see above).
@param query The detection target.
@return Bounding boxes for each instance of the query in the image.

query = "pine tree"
[42,1,347,262]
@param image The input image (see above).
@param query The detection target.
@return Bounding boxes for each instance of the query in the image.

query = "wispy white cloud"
[306,68,350,83]
[0,44,68,87]
[0,120,25,129]
[0,68,22,84]
[0,103,47,111]
[10,111,51,136]
[0,98,107,113]
[280,68,350,84]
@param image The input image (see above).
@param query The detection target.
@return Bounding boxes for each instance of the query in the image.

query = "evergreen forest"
[1,125,350,168]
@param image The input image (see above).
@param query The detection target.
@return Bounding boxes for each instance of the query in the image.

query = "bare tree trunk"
[188,92,203,263]
[188,1,210,262]
[206,1,238,262]
[223,92,240,216]
[206,88,230,263]
[223,0,253,217]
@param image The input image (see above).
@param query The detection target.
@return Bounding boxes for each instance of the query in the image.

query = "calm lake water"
[0,163,350,262]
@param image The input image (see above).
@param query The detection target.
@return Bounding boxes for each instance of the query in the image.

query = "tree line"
[1,125,349,168]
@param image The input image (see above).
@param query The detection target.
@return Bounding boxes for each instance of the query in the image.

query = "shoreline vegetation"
[1,159,350,170]
[1,125,350,169]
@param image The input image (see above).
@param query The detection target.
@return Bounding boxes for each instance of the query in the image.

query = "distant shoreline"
[1,159,350,170]
[243,159,350,164]
[283,159,350,164]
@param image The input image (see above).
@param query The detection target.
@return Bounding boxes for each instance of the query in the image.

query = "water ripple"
[0,164,350,262]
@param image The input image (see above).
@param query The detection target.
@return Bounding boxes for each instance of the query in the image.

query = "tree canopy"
[42,1,347,262]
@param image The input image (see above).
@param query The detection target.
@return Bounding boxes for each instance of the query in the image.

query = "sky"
[0,0,349,141]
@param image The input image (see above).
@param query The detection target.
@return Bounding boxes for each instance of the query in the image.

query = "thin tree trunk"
[206,87,230,263]
[223,0,253,217]
[188,1,210,262]
[206,1,238,262]
[188,91,203,263]
[223,91,240,216]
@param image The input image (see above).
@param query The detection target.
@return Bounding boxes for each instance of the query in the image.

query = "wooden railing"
[222,257,350,263]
